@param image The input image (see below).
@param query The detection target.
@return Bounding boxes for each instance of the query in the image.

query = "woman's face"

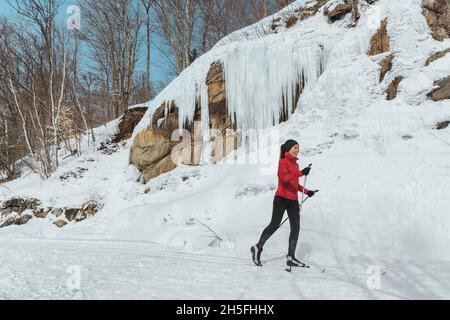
[289,144,299,157]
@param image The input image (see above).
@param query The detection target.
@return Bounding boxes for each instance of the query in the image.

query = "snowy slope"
[213,0,313,47]
[1,0,450,299]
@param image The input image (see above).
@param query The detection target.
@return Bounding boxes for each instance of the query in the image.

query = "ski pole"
[285,171,309,273]
[277,164,314,231]
[277,196,311,230]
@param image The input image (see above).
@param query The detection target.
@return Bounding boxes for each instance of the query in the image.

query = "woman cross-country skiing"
[251,139,318,267]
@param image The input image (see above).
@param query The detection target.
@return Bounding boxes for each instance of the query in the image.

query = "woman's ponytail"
[280,139,299,160]
[280,143,287,160]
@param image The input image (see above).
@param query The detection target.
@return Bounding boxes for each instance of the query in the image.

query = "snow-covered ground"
[1,0,450,299]
[2,238,449,299]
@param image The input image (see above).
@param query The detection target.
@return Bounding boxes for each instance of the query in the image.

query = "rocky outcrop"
[0,198,39,228]
[368,19,397,98]
[427,76,450,101]
[98,139,120,155]
[129,102,186,183]
[206,63,233,134]
[77,201,101,222]
[422,0,450,41]
[436,120,449,130]
[15,214,32,225]
[34,208,50,219]
[425,48,450,66]
[207,63,227,109]
[65,208,80,222]
[130,62,241,183]
[0,197,38,228]
[206,63,242,164]
[0,197,101,229]
[379,54,394,82]
[53,220,67,228]
[368,20,401,95]
[271,0,328,31]
[323,0,353,22]
[112,107,148,143]
[369,18,390,56]
[386,76,404,100]
[0,216,16,228]
[62,202,99,222]
[1,197,40,215]
[130,54,311,183]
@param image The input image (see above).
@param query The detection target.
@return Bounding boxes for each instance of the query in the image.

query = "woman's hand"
[301,167,311,176]
[306,190,318,197]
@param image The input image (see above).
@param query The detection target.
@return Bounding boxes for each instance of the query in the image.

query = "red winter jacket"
[275,152,310,201]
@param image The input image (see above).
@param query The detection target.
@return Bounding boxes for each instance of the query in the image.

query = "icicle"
[134,29,335,142]
[223,39,324,131]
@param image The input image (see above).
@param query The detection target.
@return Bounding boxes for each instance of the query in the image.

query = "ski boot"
[251,245,263,266]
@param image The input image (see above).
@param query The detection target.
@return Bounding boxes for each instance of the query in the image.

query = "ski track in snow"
[1,238,449,300]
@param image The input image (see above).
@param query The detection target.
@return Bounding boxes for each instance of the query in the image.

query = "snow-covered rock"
[422,0,450,41]
[323,0,352,22]
[427,76,450,101]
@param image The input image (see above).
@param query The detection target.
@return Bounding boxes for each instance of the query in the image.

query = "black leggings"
[257,196,300,257]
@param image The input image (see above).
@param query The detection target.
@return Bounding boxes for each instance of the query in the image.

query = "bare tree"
[0,0,81,179]
[70,38,95,146]
[141,0,156,100]
[154,0,200,75]
[7,0,70,168]
[275,0,296,10]
[80,0,143,118]
[197,0,289,53]
[0,105,24,181]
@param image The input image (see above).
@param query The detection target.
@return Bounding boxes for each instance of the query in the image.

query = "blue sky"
[0,0,174,88]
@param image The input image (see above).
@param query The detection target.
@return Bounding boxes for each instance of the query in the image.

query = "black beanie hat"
[280,139,299,159]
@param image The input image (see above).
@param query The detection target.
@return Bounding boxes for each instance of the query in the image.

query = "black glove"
[307,190,317,197]
[301,167,311,176]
